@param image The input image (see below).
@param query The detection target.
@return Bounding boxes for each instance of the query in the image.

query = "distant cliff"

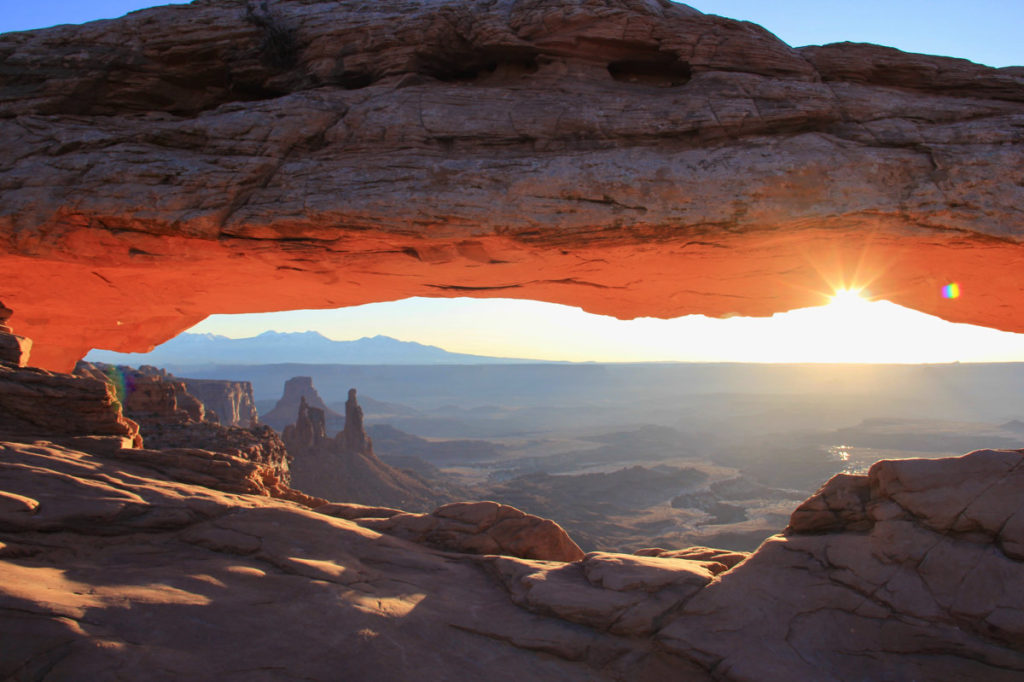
[183,378,259,428]
[262,375,345,433]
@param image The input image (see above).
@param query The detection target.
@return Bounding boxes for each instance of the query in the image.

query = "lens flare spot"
[942,282,961,299]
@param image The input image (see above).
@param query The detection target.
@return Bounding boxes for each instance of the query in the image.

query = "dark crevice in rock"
[419,47,540,84]
[608,56,691,87]
[244,1,299,70]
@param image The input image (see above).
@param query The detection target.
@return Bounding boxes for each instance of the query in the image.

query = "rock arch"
[1,0,1022,370]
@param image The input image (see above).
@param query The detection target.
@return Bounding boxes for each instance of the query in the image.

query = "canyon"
[2,0,1024,679]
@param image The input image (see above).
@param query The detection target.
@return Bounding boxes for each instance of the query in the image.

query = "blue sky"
[8,1,1024,362]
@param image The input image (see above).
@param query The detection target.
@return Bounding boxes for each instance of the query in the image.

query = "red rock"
[0,439,675,680]
[0,2,1020,370]
[786,472,874,534]
[658,449,1024,680]
[0,362,139,449]
[360,501,585,562]
[77,361,293,484]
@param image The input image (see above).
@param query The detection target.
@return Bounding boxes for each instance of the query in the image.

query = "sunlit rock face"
[1,0,1022,370]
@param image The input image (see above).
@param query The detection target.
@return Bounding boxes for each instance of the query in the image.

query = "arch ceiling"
[1,0,1022,370]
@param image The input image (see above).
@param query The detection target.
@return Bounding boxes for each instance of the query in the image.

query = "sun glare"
[829,288,868,307]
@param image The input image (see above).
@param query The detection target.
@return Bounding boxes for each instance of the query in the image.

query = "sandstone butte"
[4,1,1024,680]
[0,0,1022,370]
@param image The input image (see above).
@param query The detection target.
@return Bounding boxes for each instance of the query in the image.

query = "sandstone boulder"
[359,501,585,563]
[0,331,31,368]
[786,472,874,534]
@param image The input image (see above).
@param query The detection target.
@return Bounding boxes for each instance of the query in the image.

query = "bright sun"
[829,288,867,307]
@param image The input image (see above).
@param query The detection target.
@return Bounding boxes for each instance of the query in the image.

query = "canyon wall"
[0,0,1021,369]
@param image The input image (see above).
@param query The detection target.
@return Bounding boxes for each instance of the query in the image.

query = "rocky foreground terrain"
[6,314,1024,679]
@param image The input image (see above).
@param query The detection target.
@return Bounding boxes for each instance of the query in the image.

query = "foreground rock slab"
[658,449,1024,681]
[0,440,702,681]
[5,437,1024,679]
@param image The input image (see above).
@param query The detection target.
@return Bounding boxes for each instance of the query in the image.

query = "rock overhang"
[0,0,1022,371]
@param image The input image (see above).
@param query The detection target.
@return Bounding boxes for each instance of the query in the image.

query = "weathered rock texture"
[657,449,1024,680]
[183,377,260,427]
[0,1,1021,370]
[0,363,140,452]
[0,439,697,681]
[359,500,585,562]
[76,362,292,484]
[284,388,443,510]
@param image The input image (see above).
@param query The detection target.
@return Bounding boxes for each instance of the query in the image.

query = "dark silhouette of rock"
[282,395,327,453]
[284,385,442,511]
[0,301,32,368]
[338,388,370,454]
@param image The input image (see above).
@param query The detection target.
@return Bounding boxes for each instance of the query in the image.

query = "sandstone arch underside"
[1,0,1022,371]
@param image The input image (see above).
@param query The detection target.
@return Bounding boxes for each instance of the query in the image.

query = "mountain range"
[85,331,549,366]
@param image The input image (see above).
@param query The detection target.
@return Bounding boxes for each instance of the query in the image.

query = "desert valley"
[3,0,1024,680]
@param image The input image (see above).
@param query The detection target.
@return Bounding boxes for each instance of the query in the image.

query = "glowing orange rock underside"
[4,216,1022,372]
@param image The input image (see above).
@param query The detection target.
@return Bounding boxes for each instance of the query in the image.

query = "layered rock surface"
[1,321,140,451]
[77,362,292,484]
[658,449,1024,680]
[0,0,1021,369]
[182,377,260,428]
